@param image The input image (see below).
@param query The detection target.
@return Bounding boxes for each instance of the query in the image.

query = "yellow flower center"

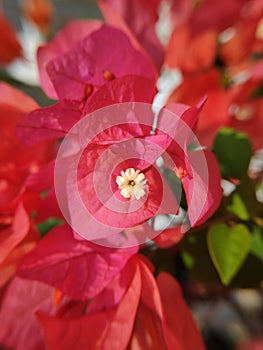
[116,168,148,200]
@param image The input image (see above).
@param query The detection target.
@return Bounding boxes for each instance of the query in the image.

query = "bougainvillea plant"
[0,0,263,349]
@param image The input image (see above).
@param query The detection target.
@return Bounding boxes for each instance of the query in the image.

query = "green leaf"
[226,193,250,220]
[37,217,64,237]
[250,226,263,262]
[40,189,49,199]
[212,128,253,179]
[207,223,251,285]
[181,251,195,269]
[180,229,263,288]
[179,231,222,286]
[225,175,261,219]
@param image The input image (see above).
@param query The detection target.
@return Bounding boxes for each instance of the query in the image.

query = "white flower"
[116,168,148,200]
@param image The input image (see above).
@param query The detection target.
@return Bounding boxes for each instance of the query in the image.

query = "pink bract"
[54,101,221,247]
[18,75,156,144]
[35,256,205,350]
[37,19,103,99]
[0,278,54,350]
[42,25,157,101]
[18,225,138,300]
[0,83,55,285]
[99,0,164,69]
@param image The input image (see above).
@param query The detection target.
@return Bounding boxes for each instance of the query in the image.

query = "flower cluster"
[165,0,263,150]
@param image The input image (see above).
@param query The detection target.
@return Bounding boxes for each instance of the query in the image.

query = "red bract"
[182,149,222,226]
[20,72,221,248]
[37,20,103,99]
[187,0,247,34]
[83,74,157,114]
[168,68,263,150]
[40,25,157,101]
[0,260,206,350]
[18,99,82,144]
[219,1,263,66]
[99,0,164,70]
[168,70,230,146]
[73,115,178,239]
[166,0,263,150]
[166,25,217,73]
[130,221,185,249]
[51,100,221,246]
[34,256,205,350]
[0,203,29,265]
[34,186,63,224]
[19,16,221,246]
[0,12,21,64]
[156,272,205,350]
[229,99,263,150]
[226,78,263,150]
[165,0,250,72]
[159,102,222,227]
[0,84,53,210]
[0,278,54,350]
[19,75,156,145]
[18,225,138,300]
[38,257,141,350]
[0,83,54,286]
[0,83,38,112]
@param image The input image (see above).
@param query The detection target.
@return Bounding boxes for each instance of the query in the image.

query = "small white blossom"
[116,168,148,200]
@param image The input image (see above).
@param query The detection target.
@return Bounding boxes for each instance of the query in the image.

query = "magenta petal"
[189,0,247,34]
[71,123,178,241]
[54,102,181,245]
[37,19,102,99]
[128,257,168,349]
[17,225,138,300]
[35,188,63,223]
[182,149,222,227]
[83,75,156,114]
[0,278,53,350]
[76,160,177,237]
[87,256,138,312]
[157,272,206,350]
[37,258,141,350]
[24,160,54,194]
[99,0,164,69]
[157,103,222,228]
[0,203,30,264]
[18,99,82,144]
[153,226,185,248]
[160,102,204,146]
[138,257,163,319]
[47,26,156,100]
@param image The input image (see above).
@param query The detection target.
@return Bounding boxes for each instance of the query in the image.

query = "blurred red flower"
[0,12,21,64]
[1,253,205,350]
[37,256,205,350]
[99,0,164,70]
[0,83,54,287]
[18,225,138,300]
[37,23,157,100]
